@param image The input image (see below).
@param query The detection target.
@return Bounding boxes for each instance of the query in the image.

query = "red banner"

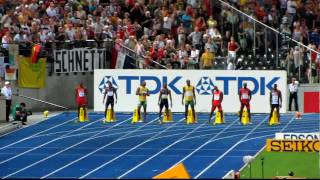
[304,92,320,113]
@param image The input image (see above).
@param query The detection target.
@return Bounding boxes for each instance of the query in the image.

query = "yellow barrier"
[103,109,116,123]
[153,163,191,179]
[163,109,173,123]
[269,109,279,126]
[214,111,224,125]
[132,108,142,124]
[79,107,88,122]
[241,108,250,125]
[187,109,197,124]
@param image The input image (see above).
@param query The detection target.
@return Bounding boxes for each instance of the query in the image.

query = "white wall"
[94,70,287,113]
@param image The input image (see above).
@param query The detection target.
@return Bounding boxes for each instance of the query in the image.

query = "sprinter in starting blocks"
[239,83,252,125]
[182,80,196,123]
[268,84,282,126]
[158,83,173,124]
[209,86,224,125]
[102,81,118,123]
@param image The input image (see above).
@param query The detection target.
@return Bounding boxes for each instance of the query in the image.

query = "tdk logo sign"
[196,77,215,95]
[98,76,118,93]
[99,76,280,95]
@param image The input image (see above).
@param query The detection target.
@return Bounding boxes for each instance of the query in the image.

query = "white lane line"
[4,118,312,179]
[0,116,104,166]
[3,116,133,179]
[40,116,161,179]
[0,115,77,150]
[194,116,294,179]
[78,117,187,179]
[116,118,213,179]
[168,117,239,169]
[2,125,315,155]
[41,118,182,179]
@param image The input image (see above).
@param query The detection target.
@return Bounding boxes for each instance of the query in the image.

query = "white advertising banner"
[275,133,320,140]
[54,48,107,73]
[94,70,287,113]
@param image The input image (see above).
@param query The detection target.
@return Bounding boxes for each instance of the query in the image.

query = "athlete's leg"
[110,100,114,119]
[276,106,280,122]
[185,103,189,120]
[239,104,244,123]
[191,102,195,121]
[164,101,169,119]
[137,103,142,120]
[77,105,81,119]
[246,104,251,122]
[159,101,164,120]
[143,102,147,121]
[105,101,110,119]
[218,105,223,121]
[209,105,216,123]
[269,106,275,122]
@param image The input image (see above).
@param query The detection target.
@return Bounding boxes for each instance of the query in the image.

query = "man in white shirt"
[288,77,299,111]
[1,81,13,122]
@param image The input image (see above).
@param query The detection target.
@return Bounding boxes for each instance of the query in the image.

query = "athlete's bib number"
[214,94,220,100]
[162,94,168,99]
[79,91,85,97]
[107,91,114,96]
[242,93,249,99]
[272,94,279,104]
[185,91,193,97]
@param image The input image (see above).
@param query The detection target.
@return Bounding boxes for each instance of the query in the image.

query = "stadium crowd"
[0,0,319,82]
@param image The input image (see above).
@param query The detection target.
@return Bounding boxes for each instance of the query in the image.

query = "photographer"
[12,102,32,125]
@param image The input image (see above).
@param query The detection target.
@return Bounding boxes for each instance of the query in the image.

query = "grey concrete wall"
[0,99,6,122]
[7,73,94,112]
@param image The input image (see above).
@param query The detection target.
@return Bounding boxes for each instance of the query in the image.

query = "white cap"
[5,81,10,85]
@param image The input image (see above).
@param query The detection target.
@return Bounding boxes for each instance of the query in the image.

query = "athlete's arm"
[220,91,223,102]
[193,87,196,105]
[211,90,214,102]
[103,87,107,103]
[249,90,252,101]
[75,88,78,102]
[158,90,162,105]
[279,91,282,108]
[114,88,118,103]
[146,88,150,96]
[169,90,172,107]
[182,87,185,105]
[269,91,272,107]
[136,87,140,96]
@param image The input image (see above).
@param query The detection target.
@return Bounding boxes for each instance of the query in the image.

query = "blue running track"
[0,112,318,179]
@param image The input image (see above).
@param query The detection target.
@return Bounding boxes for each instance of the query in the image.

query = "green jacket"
[12,104,25,120]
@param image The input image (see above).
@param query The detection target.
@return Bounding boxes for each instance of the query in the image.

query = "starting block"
[162,109,173,123]
[241,109,250,125]
[187,109,197,124]
[132,108,142,124]
[269,108,279,126]
[214,111,225,125]
[103,109,116,123]
[79,107,89,122]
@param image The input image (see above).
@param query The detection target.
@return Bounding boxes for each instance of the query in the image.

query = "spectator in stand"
[227,36,240,64]
[200,47,214,69]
